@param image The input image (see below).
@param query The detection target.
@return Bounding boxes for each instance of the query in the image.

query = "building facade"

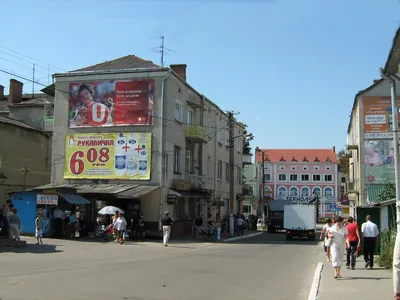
[255,148,339,217]
[49,55,246,236]
[242,163,257,217]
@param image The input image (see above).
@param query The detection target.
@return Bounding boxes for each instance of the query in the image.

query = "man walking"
[161,211,173,247]
[361,215,380,269]
[346,216,360,270]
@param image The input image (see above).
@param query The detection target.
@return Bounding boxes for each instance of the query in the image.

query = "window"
[186,109,193,124]
[173,146,181,173]
[301,174,310,181]
[301,187,310,197]
[314,166,320,170]
[313,174,321,181]
[289,187,299,196]
[341,177,346,183]
[237,167,241,184]
[277,186,287,197]
[325,166,331,171]
[225,162,230,181]
[217,128,223,144]
[290,174,298,181]
[242,204,252,214]
[264,165,270,171]
[207,156,212,177]
[207,120,213,137]
[302,166,308,170]
[280,166,285,170]
[278,174,287,181]
[312,187,321,196]
[249,185,255,195]
[217,160,222,180]
[264,185,272,196]
[263,174,271,181]
[185,150,193,174]
[324,187,334,197]
[175,101,182,122]
[324,174,333,182]
[225,129,230,146]
[291,166,296,170]
[244,184,254,195]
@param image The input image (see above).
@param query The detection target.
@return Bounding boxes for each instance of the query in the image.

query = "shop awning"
[169,189,208,198]
[59,193,90,205]
[118,185,159,199]
[367,186,385,204]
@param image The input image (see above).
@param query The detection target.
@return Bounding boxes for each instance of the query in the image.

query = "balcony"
[242,153,252,166]
[186,174,208,189]
[42,116,54,132]
[185,124,207,143]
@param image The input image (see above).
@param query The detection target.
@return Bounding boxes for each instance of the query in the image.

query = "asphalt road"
[0,233,322,300]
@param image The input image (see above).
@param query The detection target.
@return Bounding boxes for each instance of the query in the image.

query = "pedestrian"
[320,218,333,262]
[35,212,44,245]
[237,215,244,236]
[9,208,21,241]
[138,212,145,240]
[327,216,349,279]
[114,212,127,245]
[112,211,119,242]
[53,206,65,238]
[361,215,380,269]
[345,216,360,270]
[1,201,11,239]
[161,211,173,247]
[194,215,203,238]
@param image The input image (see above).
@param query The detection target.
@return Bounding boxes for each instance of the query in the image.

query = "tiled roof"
[0,116,41,132]
[255,149,337,163]
[11,98,50,106]
[73,55,160,72]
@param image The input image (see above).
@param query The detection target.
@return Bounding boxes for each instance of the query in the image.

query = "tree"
[237,121,253,155]
[378,182,396,202]
[337,149,351,173]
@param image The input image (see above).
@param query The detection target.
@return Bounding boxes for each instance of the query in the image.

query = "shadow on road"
[224,232,322,246]
[341,276,391,281]
[0,244,62,254]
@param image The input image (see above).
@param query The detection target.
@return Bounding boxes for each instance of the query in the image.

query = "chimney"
[333,146,336,153]
[0,85,4,99]
[170,64,187,81]
[8,79,23,105]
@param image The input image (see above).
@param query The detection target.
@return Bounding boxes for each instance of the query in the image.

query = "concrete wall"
[0,123,50,205]
[8,106,45,130]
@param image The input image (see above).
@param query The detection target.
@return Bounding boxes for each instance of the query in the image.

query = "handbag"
[123,232,129,239]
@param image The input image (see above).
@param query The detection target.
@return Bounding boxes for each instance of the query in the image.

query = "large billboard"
[68,80,154,128]
[365,140,395,184]
[64,132,152,180]
[363,96,400,139]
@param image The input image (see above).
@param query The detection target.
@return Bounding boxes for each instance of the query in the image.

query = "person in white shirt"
[361,215,380,269]
[327,216,349,279]
[237,216,244,236]
[320,218,333,262]
[114,213,127,245]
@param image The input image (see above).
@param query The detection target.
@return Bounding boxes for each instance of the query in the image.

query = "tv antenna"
[150,36,174,67]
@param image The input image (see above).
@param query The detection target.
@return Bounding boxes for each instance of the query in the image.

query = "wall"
[0,123,50,205]
[8,106,45,130]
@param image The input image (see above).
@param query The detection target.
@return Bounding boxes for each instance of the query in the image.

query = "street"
[0,233,321,300]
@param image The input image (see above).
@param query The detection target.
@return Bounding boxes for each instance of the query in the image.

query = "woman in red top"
[345,216,361,270]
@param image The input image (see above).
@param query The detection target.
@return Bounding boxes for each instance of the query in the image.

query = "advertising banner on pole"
[68,80,154,128]
[64,132,152,180]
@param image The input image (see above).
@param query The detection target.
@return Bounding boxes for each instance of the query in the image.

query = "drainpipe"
[158,70,171,230]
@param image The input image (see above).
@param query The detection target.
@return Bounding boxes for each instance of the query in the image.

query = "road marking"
[223,232,263,242]
[308,262,324,300]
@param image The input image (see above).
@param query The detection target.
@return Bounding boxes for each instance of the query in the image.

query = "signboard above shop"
[37,194,58,205]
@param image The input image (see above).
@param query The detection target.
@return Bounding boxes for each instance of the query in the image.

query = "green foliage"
[337,149,351,173]
[378,182,396,202]
[378,223,397,269]
[237,121,253,155]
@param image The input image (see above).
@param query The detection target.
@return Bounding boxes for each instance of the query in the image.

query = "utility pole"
[228,111,235,237]
[315,193,319,221]
[22,165,30,190]
[32,64,35,98]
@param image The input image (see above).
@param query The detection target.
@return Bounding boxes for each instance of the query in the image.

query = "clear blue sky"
[1,0,399,151]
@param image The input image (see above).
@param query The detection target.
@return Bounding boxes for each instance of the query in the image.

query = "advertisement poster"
[363,96,400,139]
[68,80,154,128]
[364,140,395,184]
[64,132,152,180]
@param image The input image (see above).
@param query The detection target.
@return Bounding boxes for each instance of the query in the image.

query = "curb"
[223,232,263,242]
[308,262,324,300]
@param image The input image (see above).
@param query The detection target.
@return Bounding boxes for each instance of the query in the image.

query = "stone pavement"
[318,255,393,299]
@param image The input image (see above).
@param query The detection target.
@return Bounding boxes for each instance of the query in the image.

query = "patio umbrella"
[98,206,124,215]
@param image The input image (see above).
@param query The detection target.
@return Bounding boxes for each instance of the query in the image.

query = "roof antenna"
[150,35,174,67]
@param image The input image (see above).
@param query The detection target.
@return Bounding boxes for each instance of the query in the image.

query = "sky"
[0,0,399,152]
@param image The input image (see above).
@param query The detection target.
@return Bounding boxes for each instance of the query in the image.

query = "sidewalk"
[317,256,393,299]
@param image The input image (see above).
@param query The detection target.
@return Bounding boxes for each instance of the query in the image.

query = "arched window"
[312,187,322,196]
[324,187,334,197]
[277,186,287,197]
[301,187,310,197]
[289,186,299,197]
[264,185,272,196]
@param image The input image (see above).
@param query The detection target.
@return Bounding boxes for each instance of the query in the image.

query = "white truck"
[284,205,316,241]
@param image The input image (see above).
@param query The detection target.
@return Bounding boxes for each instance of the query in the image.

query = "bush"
[378,227,397,269]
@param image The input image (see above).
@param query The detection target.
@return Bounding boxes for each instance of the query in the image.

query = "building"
[347,26,400,210]
[46,55,247,236]
[0,80,52,205]
[242,163,257,217]
[255,148,339,218]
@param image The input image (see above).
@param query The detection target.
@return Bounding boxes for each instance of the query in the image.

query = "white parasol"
[98,206,124,215]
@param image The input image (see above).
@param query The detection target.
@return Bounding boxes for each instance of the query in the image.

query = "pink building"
[256,148,339,216]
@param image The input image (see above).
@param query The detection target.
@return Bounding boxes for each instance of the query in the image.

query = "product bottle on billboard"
[139,145,148,176]
[115,133,127,177]
[126,133,139,177]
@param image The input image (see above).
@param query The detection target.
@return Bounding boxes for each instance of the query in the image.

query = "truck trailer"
[284,205,316,241]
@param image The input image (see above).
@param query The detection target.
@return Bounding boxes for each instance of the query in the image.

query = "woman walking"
[320,218,333,261]
[114,212,127,245]
[9,208,20,241]
[327,216,349,279]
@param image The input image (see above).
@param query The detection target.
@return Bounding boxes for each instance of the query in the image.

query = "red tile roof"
[255,148,337,163]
